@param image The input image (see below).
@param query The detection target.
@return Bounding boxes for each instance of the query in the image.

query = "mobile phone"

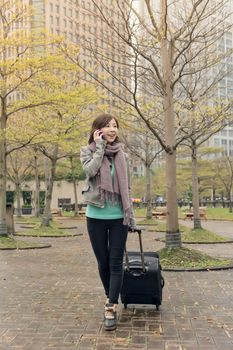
[99,132,105,140]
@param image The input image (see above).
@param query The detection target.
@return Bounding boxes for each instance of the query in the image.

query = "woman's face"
[100,118,119,143]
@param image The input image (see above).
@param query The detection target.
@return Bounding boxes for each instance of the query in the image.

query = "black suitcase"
[120,229,164,310]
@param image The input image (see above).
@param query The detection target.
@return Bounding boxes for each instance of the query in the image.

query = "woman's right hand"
[93,129,104,142]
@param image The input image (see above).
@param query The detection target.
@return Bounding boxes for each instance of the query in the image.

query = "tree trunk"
[211,186,216,207]
[42,154,57,227]
[15,183,22,217]
[0,99,7,236]
[160,0,181,248]
[145,164,152,219]
[229,202,232,213]
[165,151,181,248]
[191,143,202,229]
[70,156,79,217]
[34,154,40,217]
[228,191,233,213]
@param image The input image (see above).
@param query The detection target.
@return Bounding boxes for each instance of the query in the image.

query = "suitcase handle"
[125,228,146,273]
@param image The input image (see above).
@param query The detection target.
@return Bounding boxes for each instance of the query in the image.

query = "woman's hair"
[88,113,120,144]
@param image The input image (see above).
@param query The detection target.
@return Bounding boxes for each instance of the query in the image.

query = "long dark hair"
[88,113,120,144]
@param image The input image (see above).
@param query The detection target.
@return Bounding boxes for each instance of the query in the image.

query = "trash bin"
[6,203,15,234]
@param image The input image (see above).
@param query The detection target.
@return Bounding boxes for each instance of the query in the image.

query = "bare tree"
[66,0,233,248]
[216,156,233,213]
[179,101,232,228]
[121,123,163,219]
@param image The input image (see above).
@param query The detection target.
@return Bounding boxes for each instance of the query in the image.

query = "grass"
[153,223,229,243]
[158,247,232,269]
[15,216,41,225]
[133,207,147,218]
[13,216,80,237]
[181,227,230,243]
[134,206,233,221]
[0,235,50,249]
[17,207,232,221]
[204,207,233,220]
[136,219,166,231]
[137,218,158,225]
[61,211,77,217]
[179,207,233,220]
[17,222,77,237]
[137,218,229,243]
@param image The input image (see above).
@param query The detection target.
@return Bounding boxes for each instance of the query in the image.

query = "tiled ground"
[0,218,233,349]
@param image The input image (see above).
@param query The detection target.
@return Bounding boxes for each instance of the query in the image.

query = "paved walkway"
[1,218,233,350]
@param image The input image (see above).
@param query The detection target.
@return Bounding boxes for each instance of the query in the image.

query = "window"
[221,139,227,145]
[221,129,227,136]
[58,198,71,207]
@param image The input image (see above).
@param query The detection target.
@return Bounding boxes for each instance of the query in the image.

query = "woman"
[80,113,136,331]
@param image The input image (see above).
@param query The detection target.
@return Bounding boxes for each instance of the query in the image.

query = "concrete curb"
[0,244,52,250]
[163,263,233,272]
[13,232,83,238]
[155,237,233,244]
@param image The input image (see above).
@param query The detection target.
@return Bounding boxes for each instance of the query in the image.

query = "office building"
[1,0,129,105]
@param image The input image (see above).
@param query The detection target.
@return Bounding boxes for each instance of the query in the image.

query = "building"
[6,179,85,211]
[1,0,131,210]
[208,26,233,157]
[133,0,233,175]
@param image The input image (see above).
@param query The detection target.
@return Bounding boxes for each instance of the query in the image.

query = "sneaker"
[104,303,117,331]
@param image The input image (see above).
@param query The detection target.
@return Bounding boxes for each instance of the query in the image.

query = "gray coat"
[80,139,136,229]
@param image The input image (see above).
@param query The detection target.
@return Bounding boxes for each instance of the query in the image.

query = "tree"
[179,101,232,228]
[56,157,85,216]
[216,156,233,212]
[120,119,162,219]
[27,55,99,226]
[31,147,44,217]
[69,0,233,248]
[6,149,34,216]
[176,149,223,204]
[0,1,68,235]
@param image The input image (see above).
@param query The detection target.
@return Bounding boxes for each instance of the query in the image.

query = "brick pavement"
[0,218,233,349]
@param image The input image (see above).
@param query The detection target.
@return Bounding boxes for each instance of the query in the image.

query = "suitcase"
[120,229,164,310]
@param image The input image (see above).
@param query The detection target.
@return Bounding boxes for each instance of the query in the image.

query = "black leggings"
[86,217,128,304]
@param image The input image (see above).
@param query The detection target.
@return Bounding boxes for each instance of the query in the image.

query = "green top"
[86,158,124,220]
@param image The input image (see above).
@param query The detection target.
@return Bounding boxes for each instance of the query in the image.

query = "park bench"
[152,207,167,219]
[78,209,86,217]
[184,207,207,221]
[51,208,62,216]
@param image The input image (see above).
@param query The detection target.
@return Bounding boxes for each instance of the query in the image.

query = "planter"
[22,207,32,215]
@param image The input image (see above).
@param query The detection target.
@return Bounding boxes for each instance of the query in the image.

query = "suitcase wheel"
[124,303,127,309]
[156,305,159,311]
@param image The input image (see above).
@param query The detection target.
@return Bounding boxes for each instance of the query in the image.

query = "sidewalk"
[0,219,233,349]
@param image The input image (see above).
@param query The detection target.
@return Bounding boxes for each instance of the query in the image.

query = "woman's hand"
[93,129,104,142]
